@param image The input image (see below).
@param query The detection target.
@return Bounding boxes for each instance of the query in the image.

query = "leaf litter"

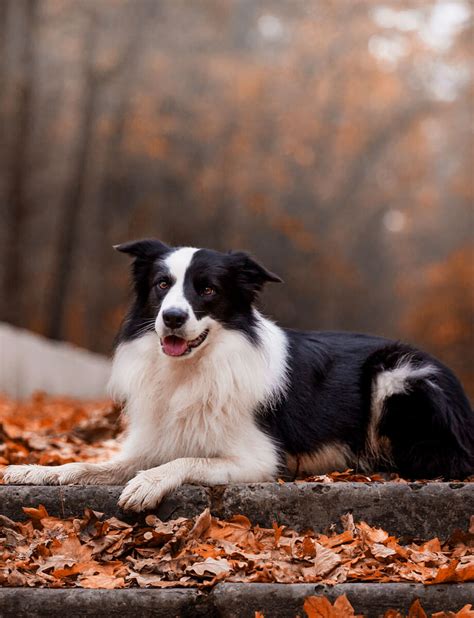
[0,393,473,615]
[1,506,473,590]
[0,393,122,469]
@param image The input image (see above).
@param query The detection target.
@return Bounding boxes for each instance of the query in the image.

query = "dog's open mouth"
[161,329,209,357]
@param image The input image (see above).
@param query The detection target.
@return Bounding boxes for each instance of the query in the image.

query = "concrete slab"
[0,481,472,538]
[0,588,208,618]
[0,584,473,618]
[212,583,474,617]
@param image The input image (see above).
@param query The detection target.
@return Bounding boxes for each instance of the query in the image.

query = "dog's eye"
[201,286,216,297]
[157,279,170,290]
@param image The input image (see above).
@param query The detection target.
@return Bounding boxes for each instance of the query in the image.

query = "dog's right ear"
[113,239,169,261]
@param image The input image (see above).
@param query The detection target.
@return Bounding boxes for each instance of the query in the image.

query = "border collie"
[4,240,474,511]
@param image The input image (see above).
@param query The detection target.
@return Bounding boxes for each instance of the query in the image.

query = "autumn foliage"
[1,0,472,400]
[0,394,473,601]
[0,393,122,469]
[1,505,473,591]
[400,246,474,397]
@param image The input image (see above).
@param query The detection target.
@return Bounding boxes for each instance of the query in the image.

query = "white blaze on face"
[156,247,199,335]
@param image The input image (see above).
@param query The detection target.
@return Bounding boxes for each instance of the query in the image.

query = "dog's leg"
[2,458,143,486]
[118,456,273,512]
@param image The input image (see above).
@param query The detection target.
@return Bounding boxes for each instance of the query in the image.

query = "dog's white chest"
[109,326,287,466]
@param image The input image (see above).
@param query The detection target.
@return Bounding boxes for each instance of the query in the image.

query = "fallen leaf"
[23,504,49,521]
[190,508,211,539]
[304,595,335,618]
[78,574,125,589]
[304,594,360,618]
[186,557,232,578]
[407,599,427,618]
[313,544,341,577]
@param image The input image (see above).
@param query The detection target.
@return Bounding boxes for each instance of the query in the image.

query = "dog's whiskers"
[133,320,156,338]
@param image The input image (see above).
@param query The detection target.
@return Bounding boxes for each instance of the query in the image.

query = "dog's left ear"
[113,238,169,260]
[229,251,283,295]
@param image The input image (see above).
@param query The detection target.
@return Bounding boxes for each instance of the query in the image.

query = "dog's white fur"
[367,360,438,462]
[4,305,289,511]
[156,247,205,342]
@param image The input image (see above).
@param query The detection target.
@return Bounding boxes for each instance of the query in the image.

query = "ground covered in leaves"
[0,393,122,469]
[0,393,473,615]
[1,505,473,590]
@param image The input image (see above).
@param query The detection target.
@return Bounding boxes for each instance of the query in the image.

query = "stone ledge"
[0,482,472,538]
[0,583,473,618]
[213,583,474,617]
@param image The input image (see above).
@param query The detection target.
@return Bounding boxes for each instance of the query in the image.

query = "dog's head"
[115,239,282,358]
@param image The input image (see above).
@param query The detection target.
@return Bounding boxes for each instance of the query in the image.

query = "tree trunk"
[86,2,152,351]
[2,0,38,326]
[47,11,100,341]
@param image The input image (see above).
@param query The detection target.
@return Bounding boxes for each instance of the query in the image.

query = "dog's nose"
[162,308,188,329]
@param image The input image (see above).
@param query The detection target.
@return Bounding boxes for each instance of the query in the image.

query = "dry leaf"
[304,594,360,618]
[304,595,335,618]
[78,574,125,589]
[341,513,355,534]
[22,504,49,521]
[190,508,211,539]
[313,544,341,577]
[186,557,232,578]
[407,599,427,618]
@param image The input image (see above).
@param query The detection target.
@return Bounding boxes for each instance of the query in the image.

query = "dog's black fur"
[258,331,474,479]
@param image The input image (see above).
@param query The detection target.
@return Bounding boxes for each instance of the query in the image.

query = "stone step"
[1,483,472,616]
[0,481,472,538]
[0,583,473,618]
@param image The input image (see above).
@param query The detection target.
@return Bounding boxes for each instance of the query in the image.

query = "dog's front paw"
[118,466,181,512]
[2,464,61,485]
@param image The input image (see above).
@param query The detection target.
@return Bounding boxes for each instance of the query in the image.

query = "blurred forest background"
[0,0,472,398]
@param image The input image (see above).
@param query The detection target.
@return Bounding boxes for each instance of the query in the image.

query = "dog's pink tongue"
[163,336,188,357]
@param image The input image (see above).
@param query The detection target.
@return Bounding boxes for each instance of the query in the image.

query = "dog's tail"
[365,344,474,479]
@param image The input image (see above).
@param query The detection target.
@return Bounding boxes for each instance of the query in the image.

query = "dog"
[4,239,474,511]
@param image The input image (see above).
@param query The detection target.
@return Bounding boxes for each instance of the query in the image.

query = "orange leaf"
[408,599,427,618]
[304,596,335,618]
[456,564,474,583]
[432,560,460,584]
[273,522,285,546]
[23,504,49,520]
[304,594,358,618]
[333,594,360,616]
[326,530,354,548]
[302,536,317,558]
[50,533,93,562]
[229,514,252,528]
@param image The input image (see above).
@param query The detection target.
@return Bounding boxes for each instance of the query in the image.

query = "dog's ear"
[114,239,170,302]
[229,251,283,297]
[114,239,169,260]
